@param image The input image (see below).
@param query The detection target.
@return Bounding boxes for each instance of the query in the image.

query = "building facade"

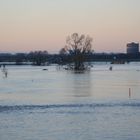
[127,42,139,54]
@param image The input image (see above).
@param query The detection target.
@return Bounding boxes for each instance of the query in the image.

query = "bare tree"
[59,48,67,55]
[63,33,93,70]
[28,51,48,65]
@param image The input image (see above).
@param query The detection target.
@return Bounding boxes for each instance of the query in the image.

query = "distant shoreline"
[0,60,140,66]
[0,51,140,66]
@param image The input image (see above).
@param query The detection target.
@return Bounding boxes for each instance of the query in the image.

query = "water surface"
[0,63,140,140]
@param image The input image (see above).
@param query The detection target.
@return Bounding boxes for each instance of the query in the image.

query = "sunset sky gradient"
[0,0,140,53]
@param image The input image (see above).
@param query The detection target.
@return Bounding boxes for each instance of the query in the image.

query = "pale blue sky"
[0,0,140,53]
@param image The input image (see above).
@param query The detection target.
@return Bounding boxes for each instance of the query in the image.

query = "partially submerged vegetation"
[0,51,140,66]
[60,33,93,70]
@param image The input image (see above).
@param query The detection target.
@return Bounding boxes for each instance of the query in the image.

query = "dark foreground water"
[0,63,140,140]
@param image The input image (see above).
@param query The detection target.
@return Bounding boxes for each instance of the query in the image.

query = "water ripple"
[0,102,140,112]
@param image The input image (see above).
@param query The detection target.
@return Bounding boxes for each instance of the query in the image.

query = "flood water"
[0,63,140,140]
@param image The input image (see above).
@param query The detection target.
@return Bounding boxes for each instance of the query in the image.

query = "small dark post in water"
[129,88,131,99]
[2,65,8,78]
[4,71,8,78]
[109,66,112,71]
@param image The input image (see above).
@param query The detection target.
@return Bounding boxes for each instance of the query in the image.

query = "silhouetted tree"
[15,53,27,65]
[59,48,67,55]
[28,51,48,65]
[63,33,93,70]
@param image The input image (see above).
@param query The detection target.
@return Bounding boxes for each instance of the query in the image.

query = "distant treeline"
[0,51,140,65]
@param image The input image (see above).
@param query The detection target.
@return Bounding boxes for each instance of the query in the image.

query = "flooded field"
[0,63,140,140]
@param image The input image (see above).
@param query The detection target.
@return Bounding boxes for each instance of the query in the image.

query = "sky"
[0,0,140,53]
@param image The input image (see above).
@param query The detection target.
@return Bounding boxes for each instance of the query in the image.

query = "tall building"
[126,42,139,54]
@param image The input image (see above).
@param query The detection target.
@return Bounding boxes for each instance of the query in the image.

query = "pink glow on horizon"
[0,0,140,53]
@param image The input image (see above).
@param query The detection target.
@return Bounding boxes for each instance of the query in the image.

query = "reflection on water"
[65,71,92,98]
